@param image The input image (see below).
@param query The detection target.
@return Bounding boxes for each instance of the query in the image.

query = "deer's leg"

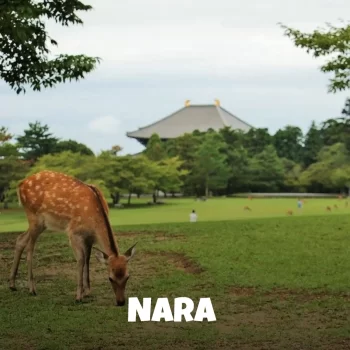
[26,226,45,295]
[9,213,44,291]
[83,242,92,297]
[70,235,85,302]
[9,231,31,291]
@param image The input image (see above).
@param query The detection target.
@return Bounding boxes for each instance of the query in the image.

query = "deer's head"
[94,243,136,306]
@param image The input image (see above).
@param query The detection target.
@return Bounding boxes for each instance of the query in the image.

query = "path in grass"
[0,197,349,233]
[0,215,350,349]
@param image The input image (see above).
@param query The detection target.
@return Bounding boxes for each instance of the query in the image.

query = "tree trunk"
[153,191,157,204]
[111,192,120,205]
[205,177,209,197]
[171,191,175,198]
[128,192,132,205]
[164,191,167,198]
[137,192,141,198]
[3,201,8,209]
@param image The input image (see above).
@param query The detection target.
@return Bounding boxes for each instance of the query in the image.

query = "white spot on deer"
[35,185,40,190]
[42,204,47,209]
[50,173,55,178]
[39,191,43,195]
[84,206,88,211]
[36,174,41,180]
[77,216,82,222]
[28,180,33,187]
[76,204,80,209]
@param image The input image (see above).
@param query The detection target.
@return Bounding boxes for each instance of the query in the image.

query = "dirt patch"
[229,286,350,301]
[230,286,256,297]
[144,251,204,274]
[118,231,165,238]
[0,241,14,250]
[35,262,76,281]
[117,231,186,242]
[153,234,186,241]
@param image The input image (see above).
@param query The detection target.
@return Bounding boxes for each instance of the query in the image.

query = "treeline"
[1,98,350,207]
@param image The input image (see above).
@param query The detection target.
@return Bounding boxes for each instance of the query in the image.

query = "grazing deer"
[326,206,332,212]
[286,210,293,216]
[9,170,137,306]
[333,204,338,209]
[243,206,252,211]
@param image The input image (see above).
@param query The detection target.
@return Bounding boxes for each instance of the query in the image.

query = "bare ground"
[142,251,204,274]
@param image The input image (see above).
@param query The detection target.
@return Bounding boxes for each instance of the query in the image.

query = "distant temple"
[126,99,253,146]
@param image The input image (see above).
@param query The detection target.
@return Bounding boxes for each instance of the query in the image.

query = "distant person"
[190,209,197,222]
[297,198,303,209]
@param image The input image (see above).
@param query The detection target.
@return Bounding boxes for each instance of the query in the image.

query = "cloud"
[1,0,350,156]
[87,116,121,135]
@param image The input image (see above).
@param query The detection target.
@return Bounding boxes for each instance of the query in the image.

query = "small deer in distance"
[9,170,137,306]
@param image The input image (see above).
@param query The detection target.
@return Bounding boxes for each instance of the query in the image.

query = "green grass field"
[0,197,349,232]
[1,198,350,349]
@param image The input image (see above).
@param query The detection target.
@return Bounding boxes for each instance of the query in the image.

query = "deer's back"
[18,170,109,232]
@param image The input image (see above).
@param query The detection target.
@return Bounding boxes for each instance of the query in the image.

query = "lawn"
[0,197,348,232]
[0,198,350,349]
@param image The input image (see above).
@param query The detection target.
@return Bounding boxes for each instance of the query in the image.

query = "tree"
[302,121,324,167]
[16,121,59,161]
[165,133,201,195]
[0,0,100,94]
[280,22,350,93]
[273,126,304,163]
[0,157,29,208]
[28,150,95,179]
[281,158,303,192]
[246,145,285,192]
[341,97,350,117]
[193,133,230,197]
[0,127,20,157]
[301,143,350,195]
[53,139,94,156]
[117,155,157,205]
[0,127,12,143]
[154,157,188,201]
[0,128,27,207]
[242,128,272,156]
[225,146,250,194]
[145,133,167,161]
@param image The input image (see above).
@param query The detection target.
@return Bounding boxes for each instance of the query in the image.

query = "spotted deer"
[9,170,137,306]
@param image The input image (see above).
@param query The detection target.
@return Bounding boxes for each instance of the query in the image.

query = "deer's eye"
[109,277,114,283]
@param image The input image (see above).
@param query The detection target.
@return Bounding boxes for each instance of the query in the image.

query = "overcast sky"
[0,0,349,155]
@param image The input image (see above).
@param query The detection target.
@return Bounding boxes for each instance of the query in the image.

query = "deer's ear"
[93,247,109,265]
[124,242,137,262]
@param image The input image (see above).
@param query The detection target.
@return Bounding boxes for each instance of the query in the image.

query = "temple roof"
[126,103,253,141]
